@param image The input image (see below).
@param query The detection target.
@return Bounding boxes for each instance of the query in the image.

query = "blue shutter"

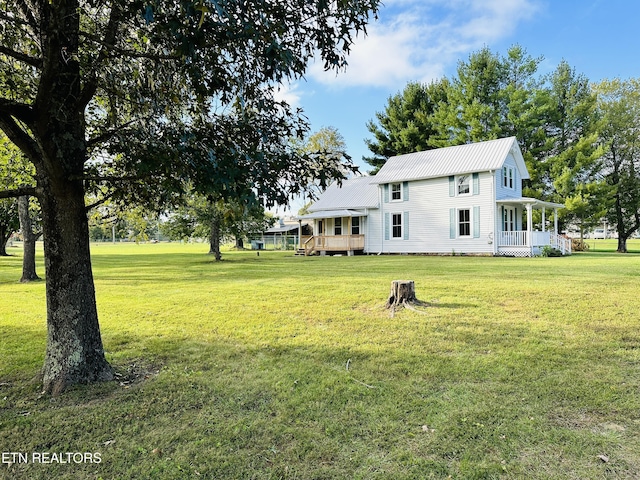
[472,172,479,195]
[384,212,390,240]
[404,211,409,240]
[473,206,480,238]
[449,208,456,239]
[403,181,409,201]
[448,176,455,197]
[383,184,389,203]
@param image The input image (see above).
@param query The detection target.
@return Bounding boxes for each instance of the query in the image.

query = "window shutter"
[404,211,409,240]
[449,208,456,239]
[473,206,480,238]
[383,184,389,203]
[472,172,479,195]
[403,181,409,201]
[448,176,455,197]
[384,212,390,240]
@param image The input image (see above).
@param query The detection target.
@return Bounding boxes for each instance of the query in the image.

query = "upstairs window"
[391,182,402,201]
[503,166,515,189]
[457,175,470,195]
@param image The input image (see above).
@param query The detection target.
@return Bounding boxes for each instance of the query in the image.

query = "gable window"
[457,175,470,195]
[351,217,360,235]
[458,209,471,236]
[391,182,402,201]
[392,213,402,238]
[334,217,342,235]
[503,166,515,189]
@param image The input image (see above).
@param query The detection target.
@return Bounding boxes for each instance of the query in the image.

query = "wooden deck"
[301,235,365,256]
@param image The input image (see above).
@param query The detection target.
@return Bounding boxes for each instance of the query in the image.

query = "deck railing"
[303,235,365,254]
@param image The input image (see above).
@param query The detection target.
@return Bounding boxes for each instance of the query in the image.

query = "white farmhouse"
[298,137,571,257]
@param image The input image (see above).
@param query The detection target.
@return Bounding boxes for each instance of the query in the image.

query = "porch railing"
[498,230,571,255]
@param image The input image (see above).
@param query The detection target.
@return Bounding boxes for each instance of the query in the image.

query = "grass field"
[1,241,640,479]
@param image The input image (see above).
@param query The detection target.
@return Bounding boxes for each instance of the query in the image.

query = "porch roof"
[497,197,565,209]
[297,209,364,220]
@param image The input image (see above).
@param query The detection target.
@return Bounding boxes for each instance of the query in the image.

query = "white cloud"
[272,82,303,107]
[307,0,542,89]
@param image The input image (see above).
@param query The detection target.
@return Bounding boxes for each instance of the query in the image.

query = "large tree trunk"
[18,196,40,282]
[31,0,112,394]
[0,226,9,256]
[38,179,113,394]
[617,235,628,253]
[209,212,222,261]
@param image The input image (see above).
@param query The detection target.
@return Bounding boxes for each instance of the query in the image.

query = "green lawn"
[2,241,640,479]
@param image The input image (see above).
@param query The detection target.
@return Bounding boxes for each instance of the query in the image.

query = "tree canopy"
[0,0,381,393]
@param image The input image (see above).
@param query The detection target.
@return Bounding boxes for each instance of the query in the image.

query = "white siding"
[495,152,524,200]
[371,172,496,254]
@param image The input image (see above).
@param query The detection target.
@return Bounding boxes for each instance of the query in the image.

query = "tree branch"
[0,45,42,69]
[87,120,136,148]
[0,99,35,124]
[78,4,123,108]
[0,186,38,200]
[0,113,41,166]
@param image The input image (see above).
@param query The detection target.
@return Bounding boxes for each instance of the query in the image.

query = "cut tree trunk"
[386,280,417,308]
[18,195,40,283]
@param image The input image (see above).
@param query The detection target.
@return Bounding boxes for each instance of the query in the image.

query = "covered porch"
[496,198,571,257]
[296,209,366,256]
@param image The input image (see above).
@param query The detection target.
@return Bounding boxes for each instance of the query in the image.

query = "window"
[457,175,470,195]
[318,220,323,235]
[334,217,342,235]
[351,217,360,235]
[458,209,471,236]
[392,213,402,238]
[391,182,402,201]
[503,166,514,189]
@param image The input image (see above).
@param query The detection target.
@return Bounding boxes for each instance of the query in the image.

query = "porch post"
[526,203,533,251]
[298,220,302,249]
[553,208,558,233]
[542,207,546,232]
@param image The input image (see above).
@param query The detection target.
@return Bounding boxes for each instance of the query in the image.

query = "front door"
[503,207,516,232]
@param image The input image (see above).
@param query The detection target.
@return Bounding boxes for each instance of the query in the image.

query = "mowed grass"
[2,241,640,479]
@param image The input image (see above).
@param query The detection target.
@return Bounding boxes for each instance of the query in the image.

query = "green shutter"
[403,181,409,201]
[448,176,455,197]
[449,208,456,239]
[404,211,409,240]
[473,206,480,238]
[383,184,389,203]
[472,172,479,195]
[384,212,390,240]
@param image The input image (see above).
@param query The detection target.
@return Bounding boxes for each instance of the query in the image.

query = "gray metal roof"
[371,137,529,184]
[308,176,378,212]
[298,209,364,220]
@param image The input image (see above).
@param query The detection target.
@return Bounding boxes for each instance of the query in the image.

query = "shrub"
[540,245,563,257]
[572,238,590,251]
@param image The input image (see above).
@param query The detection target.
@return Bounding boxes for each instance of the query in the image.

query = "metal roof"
[370,137,529,184]
[298,209,364,220]
[307,176,378,212]
[497,197,565,209]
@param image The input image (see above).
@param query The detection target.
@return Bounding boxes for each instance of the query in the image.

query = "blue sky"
[276,0,640,183]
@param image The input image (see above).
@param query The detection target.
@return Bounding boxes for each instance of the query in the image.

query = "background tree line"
[364,45,640,252]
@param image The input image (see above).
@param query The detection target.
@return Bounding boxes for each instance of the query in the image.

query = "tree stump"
[386,280,417,308]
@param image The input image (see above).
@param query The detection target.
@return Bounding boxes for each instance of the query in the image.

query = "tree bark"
[0,226,9,256]
[18,195,40,282]
[38,178,113,394]
[386,280,417,308]
[209,213,222,261]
